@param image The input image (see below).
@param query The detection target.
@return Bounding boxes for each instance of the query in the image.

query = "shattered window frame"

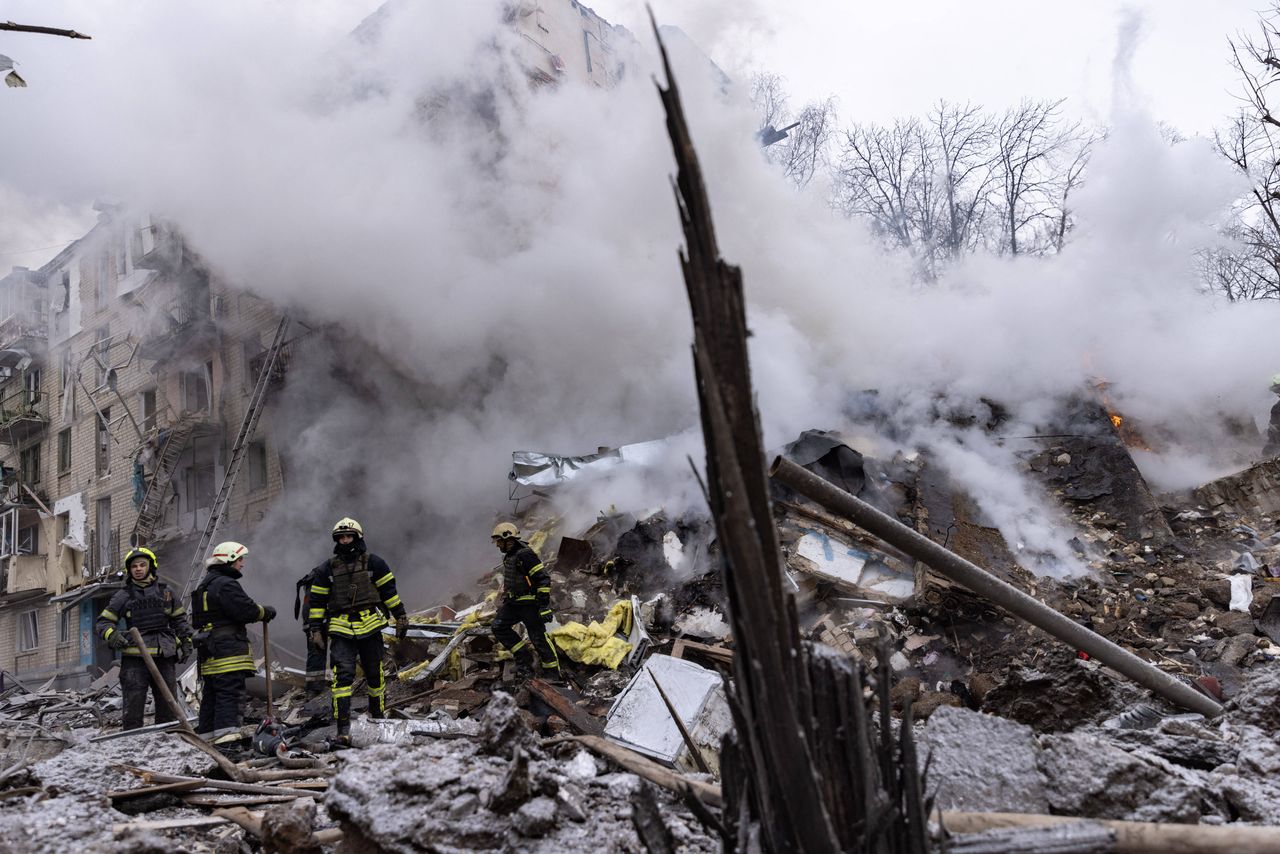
[17,610,38,653]
[57,607,72,646]
[57,428,70,475]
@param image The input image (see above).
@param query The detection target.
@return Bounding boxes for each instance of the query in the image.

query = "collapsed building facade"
[0,208,291,690]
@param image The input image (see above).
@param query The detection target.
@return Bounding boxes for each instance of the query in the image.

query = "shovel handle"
[261,619,273,720]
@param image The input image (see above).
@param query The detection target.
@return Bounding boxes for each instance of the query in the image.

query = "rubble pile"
[0,415,1279,848]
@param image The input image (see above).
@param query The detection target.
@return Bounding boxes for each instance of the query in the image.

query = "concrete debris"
[920,707,1049,814]
[602,654,731,775]
[5,417,1280,847]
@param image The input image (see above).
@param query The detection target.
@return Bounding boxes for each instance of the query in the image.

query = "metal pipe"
[769,456,1224,718]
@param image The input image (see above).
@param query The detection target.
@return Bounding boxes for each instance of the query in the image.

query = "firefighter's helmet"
[123,547,158,576]
[491,522,520,541]
[209,541,249,567]
[332,518,364,540]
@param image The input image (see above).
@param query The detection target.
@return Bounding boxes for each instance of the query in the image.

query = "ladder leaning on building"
[181,315,291,600]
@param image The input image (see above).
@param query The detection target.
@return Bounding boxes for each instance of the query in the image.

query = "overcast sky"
[0,0,1268,267]
[595,0,1263,130]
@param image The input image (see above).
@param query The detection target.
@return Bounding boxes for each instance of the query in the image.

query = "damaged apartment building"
[0,206,292,690]
[0,0,631,695]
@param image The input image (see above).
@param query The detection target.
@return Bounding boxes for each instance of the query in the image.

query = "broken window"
[94,326,110,388]
[22,368,40,407]
[247,441,267,493]
[242,338,264,386]
[58,607,72,646]
[56,270,70,313]
[17,522,38,555]
[140,389,156,432]
[96,407,111,476]
[185,464,215,512]
[95,497,111,571]
[19,443,40,485]
[582,29,593,73]
[0,508,17,558]
[17,610,38,652]
[180,368,210,414]
[96,252,111,309]
[57,428,71,474]
[59,348,72,397]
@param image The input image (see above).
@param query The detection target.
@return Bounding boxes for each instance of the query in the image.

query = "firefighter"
[490,522,560,680]
[306,518,408,745]
[190,541,276,737]
[294,567,327,695]
[96,547,193,731]
[1265,373,1280,458]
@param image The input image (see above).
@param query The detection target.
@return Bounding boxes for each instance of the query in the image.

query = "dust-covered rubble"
[326,692,717,852]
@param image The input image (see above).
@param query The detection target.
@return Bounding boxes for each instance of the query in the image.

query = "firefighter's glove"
[261,605,277,623]
[539,608,554,624]
[108,631,129,651]
[308,629,326,653]
[177,637,193,663]
[396,616,410,642]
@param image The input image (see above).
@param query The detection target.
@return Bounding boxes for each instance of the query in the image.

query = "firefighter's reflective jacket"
[307,548,405,639]
[190,565,267,676]
[97,578,192,658]
[502,544,549,606]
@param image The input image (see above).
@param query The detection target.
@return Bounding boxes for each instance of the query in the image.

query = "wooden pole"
[769,456,1225,719]
[127,627,244,781]
[939,810,1280,854]
[261,620,274,721]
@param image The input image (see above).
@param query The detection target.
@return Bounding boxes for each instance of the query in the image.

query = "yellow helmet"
[491,522,520,541]
[209,541,248,566]
[332,517,364,540]
[123,547,158,575]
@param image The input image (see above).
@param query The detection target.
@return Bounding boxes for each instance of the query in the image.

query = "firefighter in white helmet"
[305,517,408,746]
[190,541,275,737]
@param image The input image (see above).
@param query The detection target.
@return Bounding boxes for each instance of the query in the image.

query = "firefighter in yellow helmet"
[190,541,275,737]
[96,547,193,730]
[306,517,408,746]
[490,522,559,680]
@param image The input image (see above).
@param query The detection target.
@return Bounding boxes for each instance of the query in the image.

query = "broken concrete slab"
[602,654,731,775]
[1037,732,1205,823]
[919,706,1048,814]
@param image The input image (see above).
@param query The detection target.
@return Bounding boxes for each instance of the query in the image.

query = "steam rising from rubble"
[6,2,1280,598]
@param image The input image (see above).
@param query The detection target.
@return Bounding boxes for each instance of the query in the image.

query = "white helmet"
[209,541,248,567]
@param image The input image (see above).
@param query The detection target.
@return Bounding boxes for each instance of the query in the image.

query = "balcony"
[137,294,218,362]
[248,339,292,387]
[0,388,46,444]
[0,312,47,352]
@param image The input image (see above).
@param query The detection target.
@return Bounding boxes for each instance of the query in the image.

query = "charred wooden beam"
[652,16,932,854]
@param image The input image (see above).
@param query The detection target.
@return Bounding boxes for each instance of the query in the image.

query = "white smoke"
[4,1,1280,606]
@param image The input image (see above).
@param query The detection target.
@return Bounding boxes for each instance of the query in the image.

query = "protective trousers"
[492,600,560,674]
[304,628,327,693]
[330,633,385,725]
[120,655,178,731]
[197,672,247,734]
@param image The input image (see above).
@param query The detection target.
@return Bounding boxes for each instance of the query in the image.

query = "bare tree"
[749,72,838,189]
[930,100,999,260]
[837,117,940,271]
[1206,6,1280,300]
[992,98,1081,256]
[1049,128,1100,253]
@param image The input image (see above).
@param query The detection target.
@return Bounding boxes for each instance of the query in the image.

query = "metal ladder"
[131,413,196,543]
[182,315,290,598]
